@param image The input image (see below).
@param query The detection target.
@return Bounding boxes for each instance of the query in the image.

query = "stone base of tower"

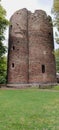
[7,82,57,89]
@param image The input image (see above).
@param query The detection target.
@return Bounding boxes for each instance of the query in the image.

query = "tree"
[0,4,9,54]
[55,49,59,72]
[0,56,7,83]
[52,0,59,43]
[0,2,9,83]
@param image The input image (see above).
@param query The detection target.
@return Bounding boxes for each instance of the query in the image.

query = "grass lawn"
[52,85,59,90]
[0,88,59,130]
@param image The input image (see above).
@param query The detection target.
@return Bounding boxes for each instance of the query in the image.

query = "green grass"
[0,88,59,130]
[52,85,59,90]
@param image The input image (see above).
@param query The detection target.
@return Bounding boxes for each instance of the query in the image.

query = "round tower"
[7,9,56,87]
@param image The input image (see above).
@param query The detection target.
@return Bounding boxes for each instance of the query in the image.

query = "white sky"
[1,0,59,49]
[1,0,53,19]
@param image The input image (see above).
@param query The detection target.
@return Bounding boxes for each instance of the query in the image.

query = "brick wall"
[7,8,56,84]
[7,9,29,83]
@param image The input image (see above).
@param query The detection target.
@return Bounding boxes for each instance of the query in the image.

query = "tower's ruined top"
[9,8,52,37]
[10,8,52,22]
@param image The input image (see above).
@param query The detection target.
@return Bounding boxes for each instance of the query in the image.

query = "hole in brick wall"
[17,41,19,43]
[12,63,14,68]
[49,32,51,35]
[10,25,12,28]
[42,65,45,73]
[17,48,19,51]
[16,23,19,26]
[17,12,21,15]
[13,46,15,50]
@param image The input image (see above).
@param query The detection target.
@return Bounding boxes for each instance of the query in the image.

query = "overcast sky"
[1,0,53,19]
[1,0,59,49]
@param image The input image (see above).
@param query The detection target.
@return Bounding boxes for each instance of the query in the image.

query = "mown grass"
[0,88,59,130]
[52,85,59,90]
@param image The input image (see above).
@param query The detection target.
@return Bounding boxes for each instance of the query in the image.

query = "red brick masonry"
[7,8,56,86]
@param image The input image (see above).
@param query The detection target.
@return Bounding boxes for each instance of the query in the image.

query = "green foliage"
[52,0,59,43]
[0,5,9,55]
[0,5,9,42]
[0,56,7,84]
[0,3,9,84]
[0,89,59,129]
[0,42,7,58]
[55,49,59,72]
[52,85,59,90]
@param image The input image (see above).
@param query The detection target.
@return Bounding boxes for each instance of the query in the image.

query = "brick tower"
[7,8,56,87]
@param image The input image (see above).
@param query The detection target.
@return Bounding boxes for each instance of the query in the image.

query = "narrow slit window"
[10,25,12,28]
[12,63,14,68]
[49,32,51,35]
[42,65,45,73]
[13,46,15,50]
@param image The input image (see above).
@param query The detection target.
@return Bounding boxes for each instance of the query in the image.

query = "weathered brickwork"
[7,8,56,85]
